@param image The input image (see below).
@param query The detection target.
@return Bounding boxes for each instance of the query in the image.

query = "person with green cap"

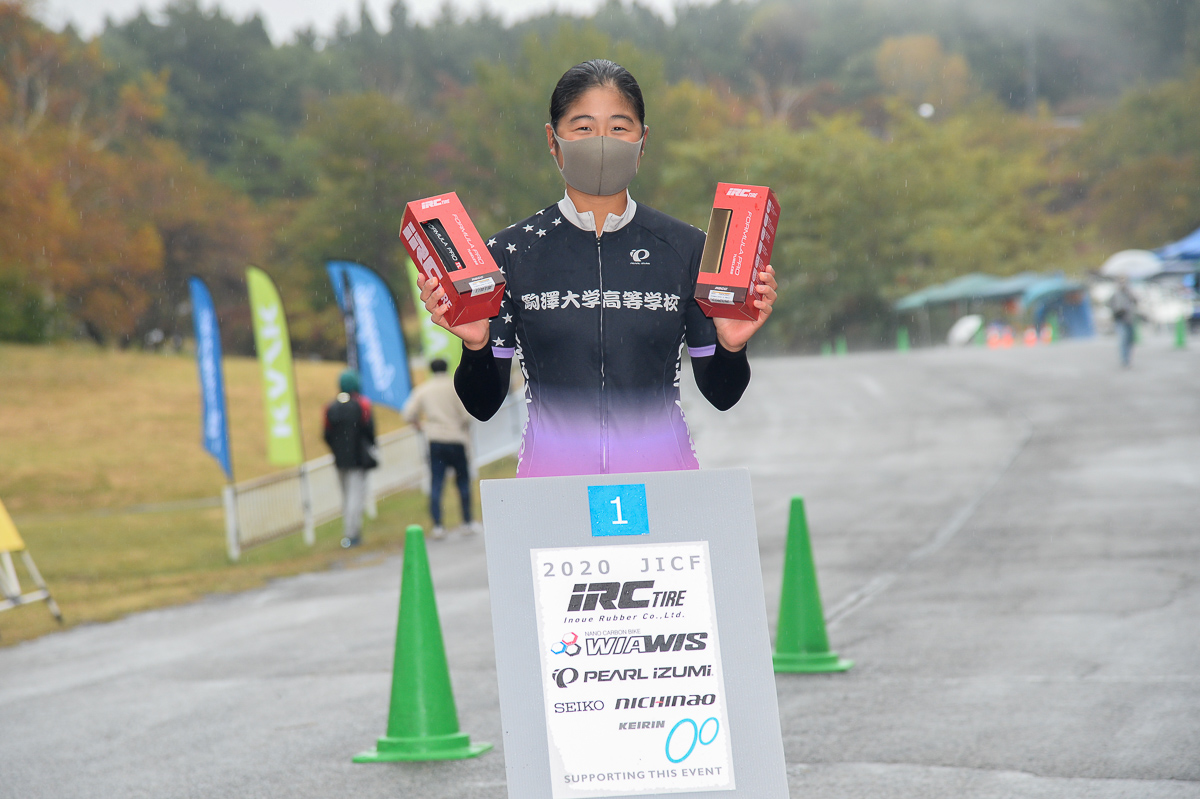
[323,369,377,547]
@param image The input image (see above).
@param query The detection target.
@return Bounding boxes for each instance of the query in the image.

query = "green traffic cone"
[835,335,848,356]
[897,326,910,352]
[354,525,492,763]
[1176,317,1187,350]
[773,498,853,673]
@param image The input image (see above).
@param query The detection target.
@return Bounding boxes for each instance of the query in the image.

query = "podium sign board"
[481,468,787,799]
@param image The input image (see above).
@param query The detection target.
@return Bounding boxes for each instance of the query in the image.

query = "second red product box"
[694,183,780,321]
[400,192,506,327]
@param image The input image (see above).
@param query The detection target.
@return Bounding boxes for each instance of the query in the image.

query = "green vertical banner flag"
[247,266,305,466]
[404,256,462,372]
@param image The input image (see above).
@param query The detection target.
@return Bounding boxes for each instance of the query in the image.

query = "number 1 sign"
[588,484,650,536]
[481,468,787,799]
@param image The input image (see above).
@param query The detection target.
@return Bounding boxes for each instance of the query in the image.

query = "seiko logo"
[630,248,650,264]
[584,632,708,656]
[726,187,758,198]
[554,700,604,713]
[421,198,450,209]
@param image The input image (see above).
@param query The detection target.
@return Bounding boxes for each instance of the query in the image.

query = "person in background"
[403,358,481,539]
[323,369,377,548]
[1109,277,1139,368]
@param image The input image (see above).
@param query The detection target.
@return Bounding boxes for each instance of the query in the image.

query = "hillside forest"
[2,0,1199,353]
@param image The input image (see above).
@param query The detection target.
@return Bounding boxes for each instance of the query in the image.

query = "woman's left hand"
[714,264,777,352]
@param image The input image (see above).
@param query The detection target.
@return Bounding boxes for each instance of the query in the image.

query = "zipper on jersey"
[596,236,608,472]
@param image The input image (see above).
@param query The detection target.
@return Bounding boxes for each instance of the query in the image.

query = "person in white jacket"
[403,358,481,538]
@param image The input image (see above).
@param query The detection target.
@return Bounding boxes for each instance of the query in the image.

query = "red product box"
[400,192,506,327]
[694,183,780,321]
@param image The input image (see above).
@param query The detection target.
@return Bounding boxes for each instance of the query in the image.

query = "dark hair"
[430,358,448,373]
[549,59,645,132]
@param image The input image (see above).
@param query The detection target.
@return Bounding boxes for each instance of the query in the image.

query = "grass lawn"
[0,343,515,646]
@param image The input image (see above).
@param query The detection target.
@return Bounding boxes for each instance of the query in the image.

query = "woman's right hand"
[416,273,492,350]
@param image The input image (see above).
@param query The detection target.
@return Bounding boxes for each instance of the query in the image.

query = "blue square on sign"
[587,484,650,537]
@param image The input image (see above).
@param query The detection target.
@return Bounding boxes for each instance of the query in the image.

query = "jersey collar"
[557,191,638,235]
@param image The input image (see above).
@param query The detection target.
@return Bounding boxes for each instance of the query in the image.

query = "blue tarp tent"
[1021,275,1094,337]
[1156,226,1200,261]
[895,271,1094,339]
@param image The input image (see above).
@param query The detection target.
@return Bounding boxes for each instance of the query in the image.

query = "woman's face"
[547,85,645,168]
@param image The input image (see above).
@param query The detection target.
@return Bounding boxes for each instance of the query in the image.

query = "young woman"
[416,59,777,477]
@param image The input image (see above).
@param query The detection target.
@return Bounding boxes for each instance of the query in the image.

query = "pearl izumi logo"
[566,582,687,612]
[630,248,650,264]
[726,187,758,198]
[553,667,580,688]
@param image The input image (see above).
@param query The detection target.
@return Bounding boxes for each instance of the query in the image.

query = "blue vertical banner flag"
[188,277,233,480]
[326,261,413,410]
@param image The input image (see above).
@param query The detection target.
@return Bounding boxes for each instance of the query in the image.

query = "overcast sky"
[37,0,696,40]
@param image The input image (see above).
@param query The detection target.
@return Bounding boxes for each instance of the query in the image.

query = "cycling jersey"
[455,193,750,477]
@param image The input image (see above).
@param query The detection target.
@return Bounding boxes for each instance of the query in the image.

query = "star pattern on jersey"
[502,313,513,324]
[536,229,547,237]
[507,243,517,253]
[493,337,506,347]
[552,217,562,226]
[536,209,545,215]
[523,224,534,232]
[487,238,497,247]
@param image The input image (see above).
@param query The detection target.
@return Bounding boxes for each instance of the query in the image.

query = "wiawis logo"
[550,632,581,656]
[586,632,708,656]
[566,581,686,611]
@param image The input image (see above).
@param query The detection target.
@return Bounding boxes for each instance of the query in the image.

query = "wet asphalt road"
[2,333,1198,798]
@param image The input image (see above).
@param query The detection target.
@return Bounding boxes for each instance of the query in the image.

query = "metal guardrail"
[223,393,526,560]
